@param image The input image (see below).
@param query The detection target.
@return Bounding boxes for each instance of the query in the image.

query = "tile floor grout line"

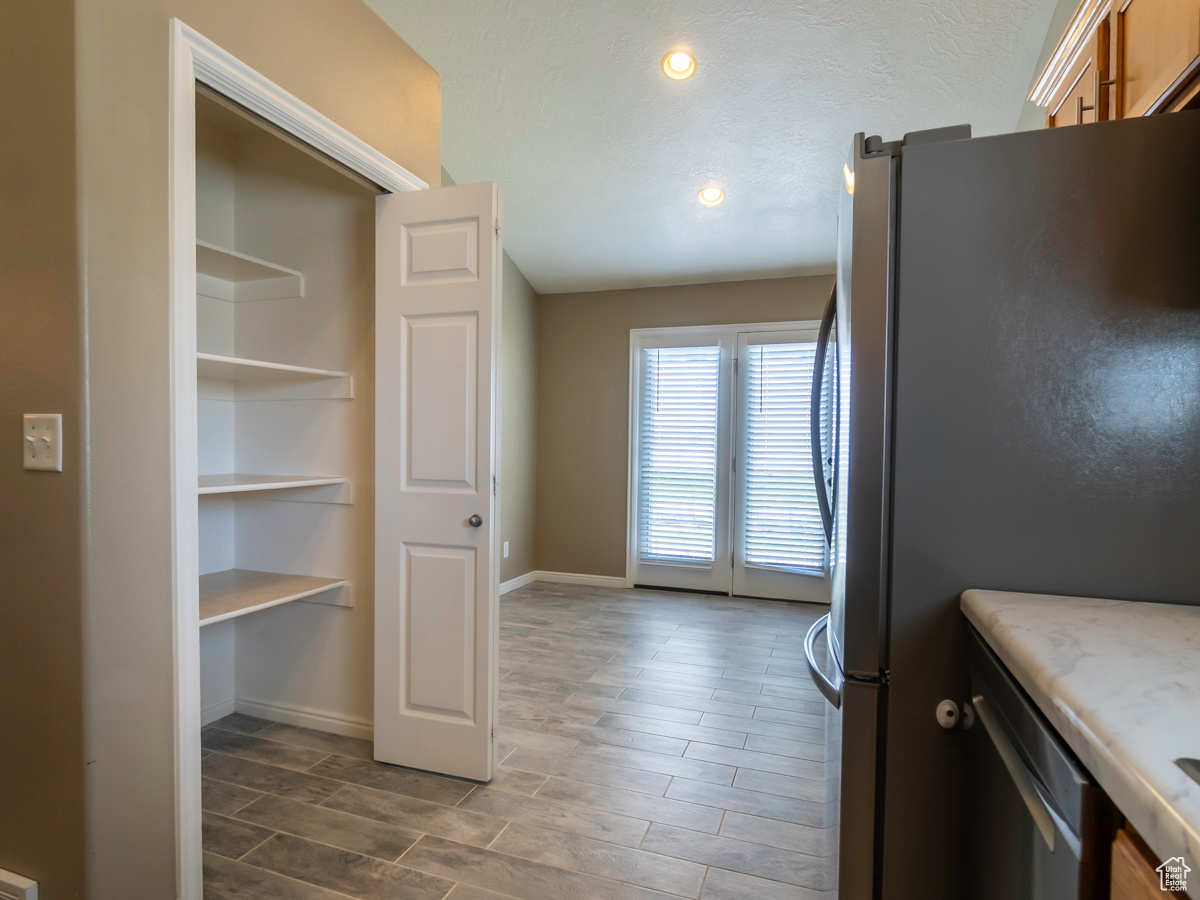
[233,830,279,862]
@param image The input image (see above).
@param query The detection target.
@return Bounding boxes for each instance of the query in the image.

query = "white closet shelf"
[197,353,348,382]
[199,474,347,495]
[196,240,305,302]
[196,353,354,400]
[199,568,347,625]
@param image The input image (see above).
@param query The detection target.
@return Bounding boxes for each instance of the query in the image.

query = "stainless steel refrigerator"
[804,110,1200,899]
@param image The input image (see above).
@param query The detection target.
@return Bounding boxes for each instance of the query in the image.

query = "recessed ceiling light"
[662,51,696,80]
[698,187,724,206]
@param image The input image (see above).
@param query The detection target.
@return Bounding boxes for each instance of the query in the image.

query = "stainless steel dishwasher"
[961,624,1116,899]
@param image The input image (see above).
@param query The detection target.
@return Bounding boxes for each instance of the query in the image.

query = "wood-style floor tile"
[323,783,507,848]
[490,821,707,898]
[310,754,475,806]
[683,743,824,780]
[570,741,736,786]
[719,811,835,857]
[202,851,349,899]
[398,834,619,900]
[211,712,275,735]
[457,785,650,848]
[501,748,673,795]
[731,767,828,803]
[242,833,454,900]
[234,794,420,861]
[257,722,374,761]
[201,812,275,860]
[700,865,833,899]
[640,824,832,890]
[202,753,343,805]
[201,726,331,772]
[665,778,828,828]
[595,713,747,749]
[534,776,724,834]
[202,776,263,816]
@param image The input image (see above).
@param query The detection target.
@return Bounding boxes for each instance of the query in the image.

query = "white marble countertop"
[961,589,1200,868]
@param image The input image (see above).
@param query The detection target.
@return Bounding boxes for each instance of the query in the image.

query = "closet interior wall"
[195,94,377,737]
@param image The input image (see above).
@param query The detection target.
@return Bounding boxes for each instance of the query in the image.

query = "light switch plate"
[503,541,510,558]
[24,414,62,472]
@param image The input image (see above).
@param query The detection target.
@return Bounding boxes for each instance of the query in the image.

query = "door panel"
[375,181,499,781]
[629,334,733,593]
[733,329,830,602]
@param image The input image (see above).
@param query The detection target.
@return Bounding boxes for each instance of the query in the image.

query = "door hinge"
[731,551,735,567]
[732,455,736,474]
[492,475,498,496]
[733,357,739,375]
[495,224,501,238]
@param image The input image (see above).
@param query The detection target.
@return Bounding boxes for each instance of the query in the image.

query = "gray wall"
[534,274,834,578]
[442,166,540,584]
[500,255,539,583]
[0,1,87,895]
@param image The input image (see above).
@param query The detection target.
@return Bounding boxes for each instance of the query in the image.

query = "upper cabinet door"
[374,182,500,781]
[1114,0,1200,116]
[1049,19,1110,126]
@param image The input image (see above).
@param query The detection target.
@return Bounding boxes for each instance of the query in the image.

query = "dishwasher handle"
[805,613,843,710]
[972,693,1083,859]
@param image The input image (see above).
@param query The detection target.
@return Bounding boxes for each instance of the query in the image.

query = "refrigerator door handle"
[805,613,843,709]
[972,693,1082,858]
[810,284,836,545]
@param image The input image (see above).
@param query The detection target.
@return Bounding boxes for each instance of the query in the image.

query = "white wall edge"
[235,696,374,741]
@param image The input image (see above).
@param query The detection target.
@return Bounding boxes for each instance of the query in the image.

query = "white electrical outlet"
[23,414,62,472]
[503,541,510,558]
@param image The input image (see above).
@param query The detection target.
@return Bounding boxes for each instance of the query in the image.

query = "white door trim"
[168,20,423,898]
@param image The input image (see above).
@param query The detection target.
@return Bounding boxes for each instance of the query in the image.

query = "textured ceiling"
[366,0,1057,293]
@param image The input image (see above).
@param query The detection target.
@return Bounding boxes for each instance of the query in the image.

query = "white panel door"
[732,328,830,602]
[375,182,500,781]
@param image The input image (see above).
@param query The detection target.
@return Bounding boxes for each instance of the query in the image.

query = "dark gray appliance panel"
[883,109,1200,900]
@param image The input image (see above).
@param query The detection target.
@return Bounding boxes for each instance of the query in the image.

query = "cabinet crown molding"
[1030,0,1112,106]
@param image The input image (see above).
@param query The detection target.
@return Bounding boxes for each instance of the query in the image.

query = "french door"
[628,322,829,603]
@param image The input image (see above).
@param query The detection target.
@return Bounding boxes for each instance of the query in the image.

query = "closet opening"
[194,88,377,734]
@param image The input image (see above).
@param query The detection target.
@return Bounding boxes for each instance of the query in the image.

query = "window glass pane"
[638,345,721,562]
[744,341,825,572]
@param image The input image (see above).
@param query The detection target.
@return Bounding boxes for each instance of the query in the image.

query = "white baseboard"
[201,695,236,727]
[235,695,373,741]
[500,571,539,594]
[531,570,628,589]
[501,570,628,593]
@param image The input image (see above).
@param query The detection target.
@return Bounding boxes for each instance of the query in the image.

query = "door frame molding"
[625,320,817,592]
[168,20,423,898]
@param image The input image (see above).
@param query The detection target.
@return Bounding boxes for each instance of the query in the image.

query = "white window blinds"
[638,345,721,562]
[743,341,825,573]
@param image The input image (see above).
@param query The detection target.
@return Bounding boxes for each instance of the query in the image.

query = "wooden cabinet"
[1031,0,1200,126]
[1111,827,1191,899]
